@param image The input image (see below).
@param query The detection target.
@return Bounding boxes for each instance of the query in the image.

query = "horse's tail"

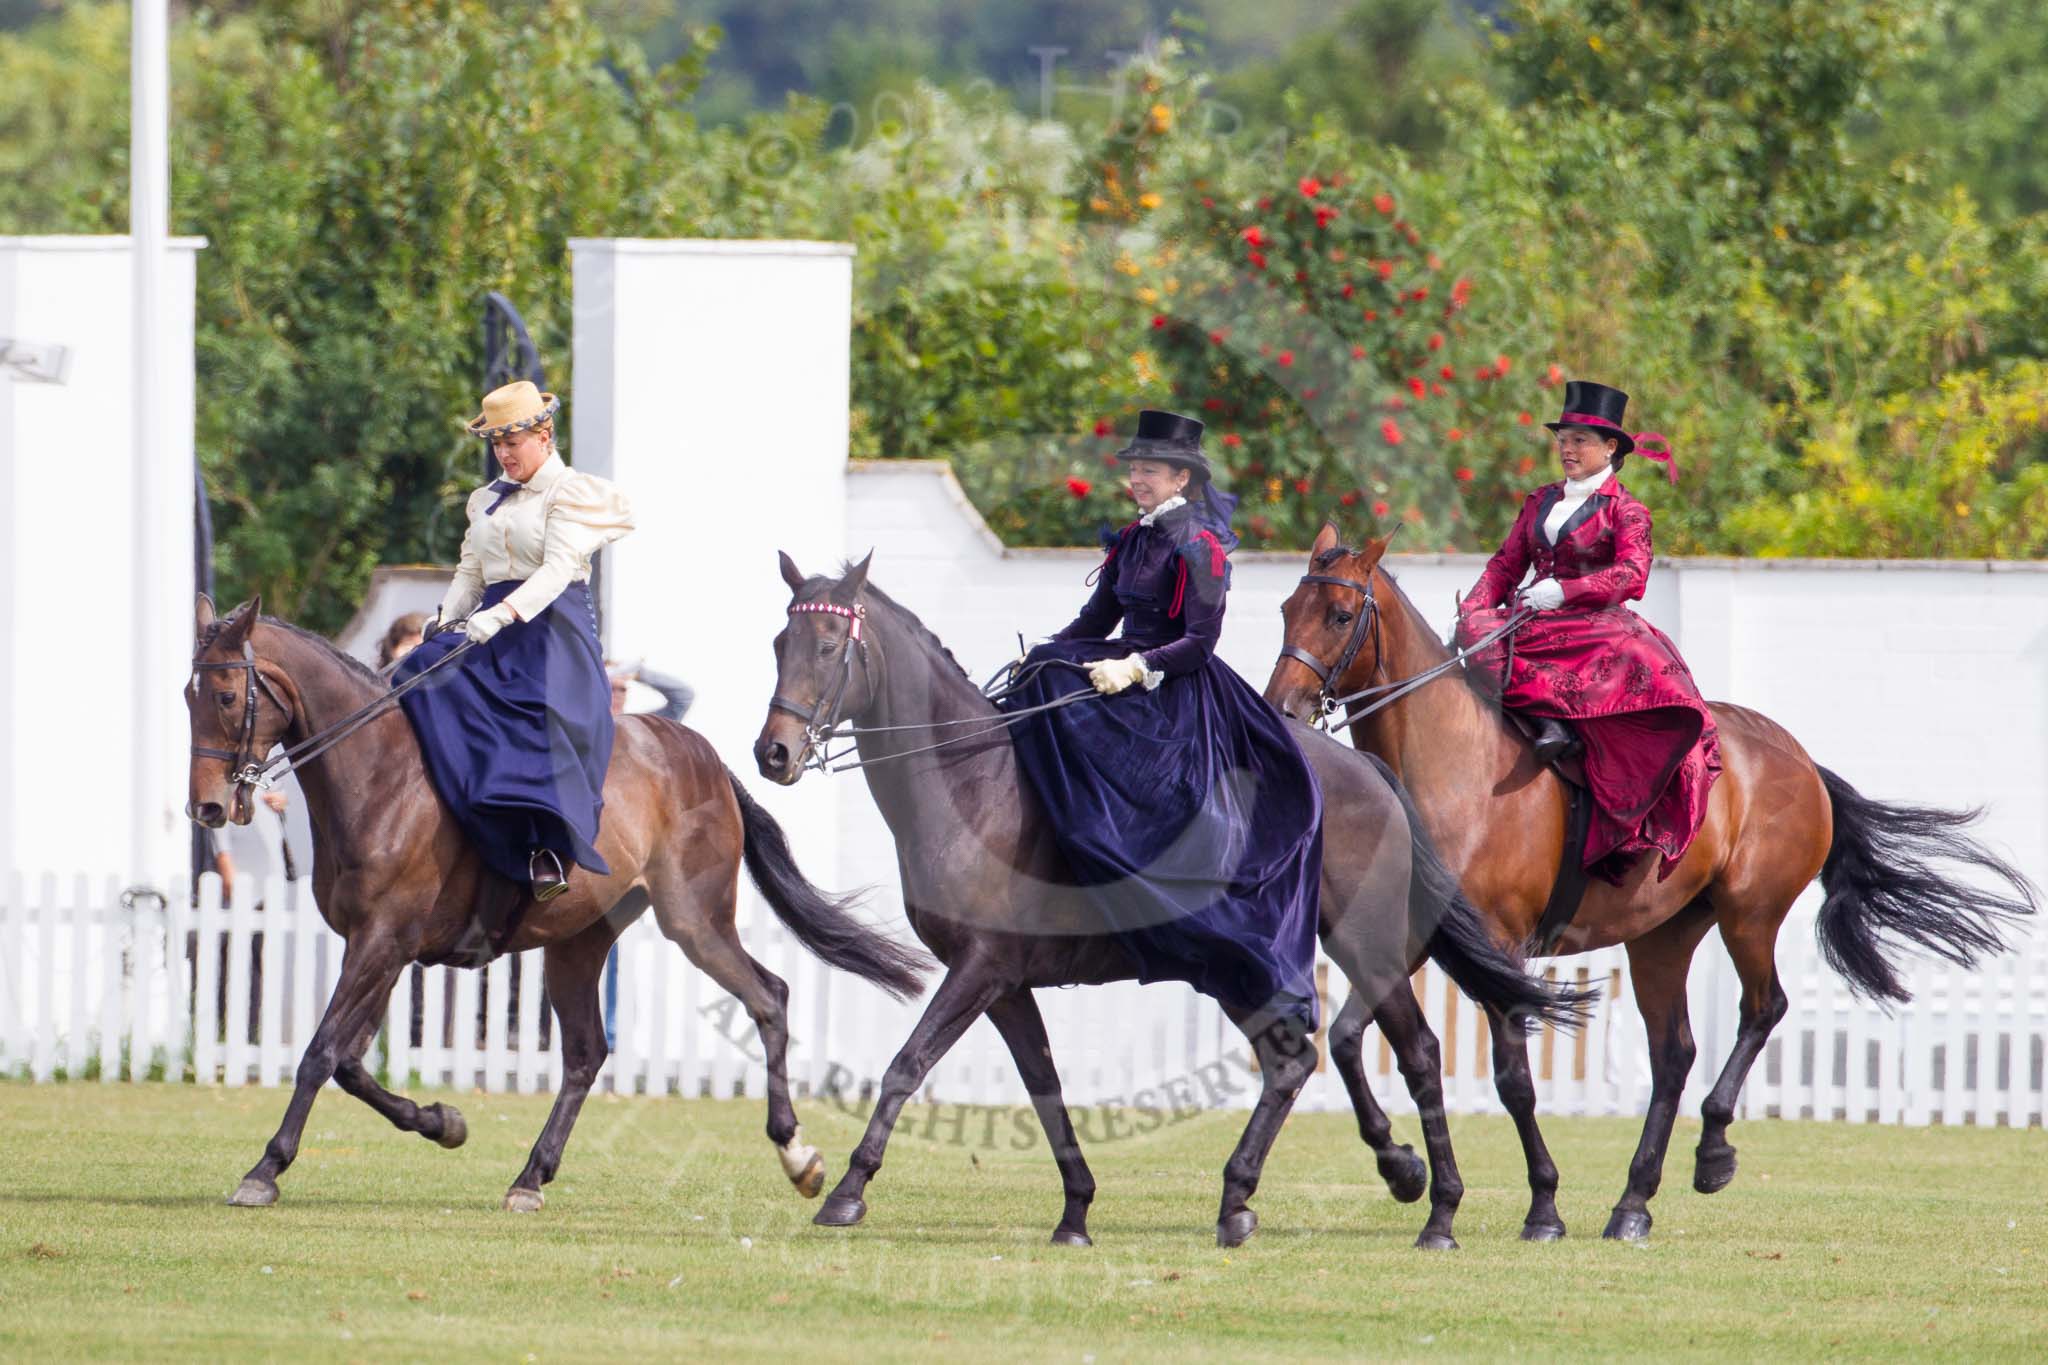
[1815,765,2037,1003]
[727,772,932,1001]
[1363,753,1598,1034]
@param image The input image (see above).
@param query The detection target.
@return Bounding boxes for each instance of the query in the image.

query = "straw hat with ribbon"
[466,380,560,440]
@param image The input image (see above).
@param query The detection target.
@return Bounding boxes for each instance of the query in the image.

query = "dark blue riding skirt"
[1001,640,1324,1027]
[395,580,614,885]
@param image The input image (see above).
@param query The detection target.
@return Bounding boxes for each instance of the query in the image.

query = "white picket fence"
[2,871,2044,1128]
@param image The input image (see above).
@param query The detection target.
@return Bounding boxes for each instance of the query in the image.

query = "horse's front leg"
[332,1009,468,1151]
[814,957,1007,1228]
[228,935,404,1206]
[1485,1002,1565,1240]
[985,989,1097,1246]
[503,919,619,1211]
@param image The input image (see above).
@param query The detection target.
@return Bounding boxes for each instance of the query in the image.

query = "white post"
[131,0,174,878]
[569,238,854,934]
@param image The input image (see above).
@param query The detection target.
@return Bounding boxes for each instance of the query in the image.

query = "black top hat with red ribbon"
[1542,380,1678,483]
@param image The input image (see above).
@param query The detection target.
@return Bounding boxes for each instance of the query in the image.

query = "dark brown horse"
[185,596,928,1210]
[753,554,1589,1249]
[1266,528,2038,1240]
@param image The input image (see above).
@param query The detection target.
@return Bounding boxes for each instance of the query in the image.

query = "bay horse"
[185,596,929,1211]
[752,554,1590,1249]
[1265,528,2038,1241]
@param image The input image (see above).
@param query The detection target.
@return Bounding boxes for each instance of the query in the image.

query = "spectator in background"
[607,660,694,722]
[378,611,429,670]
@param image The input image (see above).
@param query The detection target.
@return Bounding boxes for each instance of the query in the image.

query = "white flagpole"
[132,0,170,876]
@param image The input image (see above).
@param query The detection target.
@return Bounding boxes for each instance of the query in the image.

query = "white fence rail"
[2,872,2043,1127]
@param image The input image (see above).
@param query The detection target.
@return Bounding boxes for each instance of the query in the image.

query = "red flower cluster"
[1066,477,1092,498]
[1454,466,1474,482]
[1222,432,1243,448]
[1380,419,1403,446]
[1373,192,1395,216]
[1313,205,1339,229]
[1373,499,1391,518]
[1094,418,1113,437]
[1298,176,1322,198]
[1151,314,1167,329]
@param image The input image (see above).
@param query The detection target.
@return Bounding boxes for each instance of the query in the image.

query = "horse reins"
[1278,571,1534,730]
[771,599,1100,775]
[190,628,477,795]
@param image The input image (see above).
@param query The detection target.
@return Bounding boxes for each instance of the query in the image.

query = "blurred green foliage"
[0,0,2042,629]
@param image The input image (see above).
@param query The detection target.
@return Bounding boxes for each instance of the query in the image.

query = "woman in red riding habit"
[1454,380,1721,881]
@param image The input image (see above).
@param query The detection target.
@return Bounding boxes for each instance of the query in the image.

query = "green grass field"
[2,1084,2043,1361]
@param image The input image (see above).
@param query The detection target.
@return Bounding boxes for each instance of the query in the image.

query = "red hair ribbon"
[1633,432,1678,485]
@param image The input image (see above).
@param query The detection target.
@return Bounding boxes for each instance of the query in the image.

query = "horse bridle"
[1278,571,1384,719]
[189,641,295,792]
[1279,568,1536,729]
[768,600,871,772]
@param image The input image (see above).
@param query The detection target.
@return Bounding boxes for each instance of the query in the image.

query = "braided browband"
[789,600,864,641]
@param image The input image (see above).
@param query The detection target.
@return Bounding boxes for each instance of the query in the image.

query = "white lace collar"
[1138,494,1188,526]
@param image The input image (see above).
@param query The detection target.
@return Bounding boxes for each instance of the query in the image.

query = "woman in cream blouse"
[395,381,632,948]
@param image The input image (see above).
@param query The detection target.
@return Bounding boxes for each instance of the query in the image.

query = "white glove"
[1521,579,1566,611]
[1088,653,1154,695]
[465,604,517,644]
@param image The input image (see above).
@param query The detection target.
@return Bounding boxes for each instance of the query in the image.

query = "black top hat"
[1115,409,1212,483]
[1543,380,1636,457]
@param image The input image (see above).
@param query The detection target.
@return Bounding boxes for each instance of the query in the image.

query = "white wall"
[0,237,200,883]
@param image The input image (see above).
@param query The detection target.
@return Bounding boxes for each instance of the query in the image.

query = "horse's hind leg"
[503,916,620,1212]
[1327,989,1427,1204]
[229,936,404,1206]
[1371,982,1465,1250]
[1604,907,1714,1241]
[985,989,1097,1247]
[649,876,821,1198]
[1486,1003,1565,1241]
[333,1012,467,1150]
[1693,897,1790,1195]
[1215,1007,1319,1248]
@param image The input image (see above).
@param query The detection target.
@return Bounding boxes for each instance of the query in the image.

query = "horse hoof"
[1521,1220,1566,1243]
[1414,1230,1460,1252]
[792,1154,826,1200]
[226,1177,278,1208]
[1693,1145,1737,1195]
[503,1188,544,1214]
[814,1195,867,1228]
[1378,1146,1428,1204]
[432,1103,468,1150]
[1217,1209,1258,1248]
[1050,1226,1093,1249]
[1602,1209,1652,1242]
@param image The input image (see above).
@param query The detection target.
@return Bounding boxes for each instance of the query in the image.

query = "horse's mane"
[200,609,386,690]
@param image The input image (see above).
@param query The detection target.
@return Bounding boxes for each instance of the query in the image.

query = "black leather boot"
[529,848,570,902]
[1532,716,1580,764]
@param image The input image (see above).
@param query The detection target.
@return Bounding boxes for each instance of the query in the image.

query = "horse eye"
[1334,611,1353,626]
[816,640,838,657]
[215,691,235,706]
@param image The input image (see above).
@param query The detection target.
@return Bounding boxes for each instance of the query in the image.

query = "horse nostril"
[756,738,789,776]
[194,802,224,826]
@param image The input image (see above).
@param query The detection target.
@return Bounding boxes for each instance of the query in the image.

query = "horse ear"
[1310,521,1340,561]
[217,596,260,650]
[832,550,874,605]
[778,550,806,592]
[1358,528,1398,568]
[195,593,216,636]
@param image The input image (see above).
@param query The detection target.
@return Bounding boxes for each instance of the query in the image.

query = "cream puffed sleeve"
[436,488,490,623]
[502,471,635,622]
